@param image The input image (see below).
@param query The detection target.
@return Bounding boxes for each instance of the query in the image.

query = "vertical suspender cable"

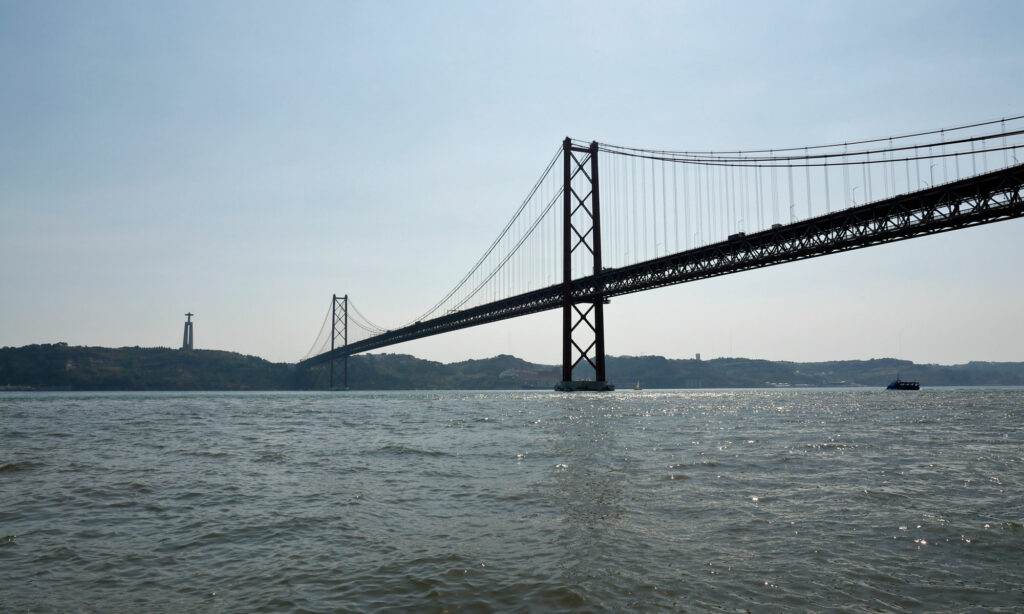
[650,158,657,258]
[516,206,521,294]
[884,141,892,194]
[755,166,763,229]
[710,164,716,239]
[641,157,649,259]
[941,130,948,183]
[843,157,850,206]
[823,163,831,213]
[696,162,703,245]
[954,140,960,180]
[683,164,690,249]
[889,139,897,192]
[603,154,611,267]
[623,154,628,264]
[747,164,753,229]
[1003,119,1009,167]
[881,147,887,196]
[905,156,911,195]
[914,146,921,188]
[721,165,727,236]
[788,165,795,223]
[661,159,667,256]
[650,158,657,257]
[715,165,720,237]
[706,164,712,242]
[711,164,717,243]
[724,165,731,233]
[724,165,731,232]
[771,160,779,224]
[743,165,750,231]
[626,155,634,260]
[804,148,812,219]
[729,165,737,232]
[718,165,723,237]
[862,154,870,199]
[616,156,622,262]
[672,162,679,252]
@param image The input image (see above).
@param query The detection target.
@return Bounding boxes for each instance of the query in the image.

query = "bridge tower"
[556,139,613,391]
[330,294,348,390]
[181,312,194,351]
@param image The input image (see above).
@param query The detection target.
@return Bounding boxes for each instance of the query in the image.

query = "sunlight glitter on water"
[1,388,1023,612]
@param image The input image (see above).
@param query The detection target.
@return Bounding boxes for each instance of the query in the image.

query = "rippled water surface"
[2,388,1023,612]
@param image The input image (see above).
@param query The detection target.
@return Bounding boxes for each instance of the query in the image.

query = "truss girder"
[299,163,1024,368]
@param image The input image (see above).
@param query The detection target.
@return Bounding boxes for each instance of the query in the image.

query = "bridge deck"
[300,162,1024,367]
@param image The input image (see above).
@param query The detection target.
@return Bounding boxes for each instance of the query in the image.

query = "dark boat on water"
[886,375,920,390]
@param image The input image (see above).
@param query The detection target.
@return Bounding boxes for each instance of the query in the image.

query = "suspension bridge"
[299,116,1024,390]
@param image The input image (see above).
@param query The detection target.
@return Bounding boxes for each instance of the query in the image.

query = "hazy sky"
[3,0,1023,366]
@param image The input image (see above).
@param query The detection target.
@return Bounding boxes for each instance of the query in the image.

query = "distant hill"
[605,356,1024,388]
[2,343,1024,391]
[0,343,295,390]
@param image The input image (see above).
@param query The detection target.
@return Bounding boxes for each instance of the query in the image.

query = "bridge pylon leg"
[556,139,613,392]
[330,294,349,391]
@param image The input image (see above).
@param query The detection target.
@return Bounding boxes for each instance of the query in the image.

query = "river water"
[1,388,1022,612]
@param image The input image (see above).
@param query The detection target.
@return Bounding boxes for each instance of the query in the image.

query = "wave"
[375,445,450,457]
[0,460,43,472]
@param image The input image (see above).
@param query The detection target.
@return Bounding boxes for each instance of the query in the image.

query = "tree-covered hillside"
[0,344,295,390]
[3,344,1024,391]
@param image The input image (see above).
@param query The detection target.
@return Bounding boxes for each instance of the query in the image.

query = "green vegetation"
[605,356,1024,388]
[0,344,294,390]
[2,343,1024,391]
